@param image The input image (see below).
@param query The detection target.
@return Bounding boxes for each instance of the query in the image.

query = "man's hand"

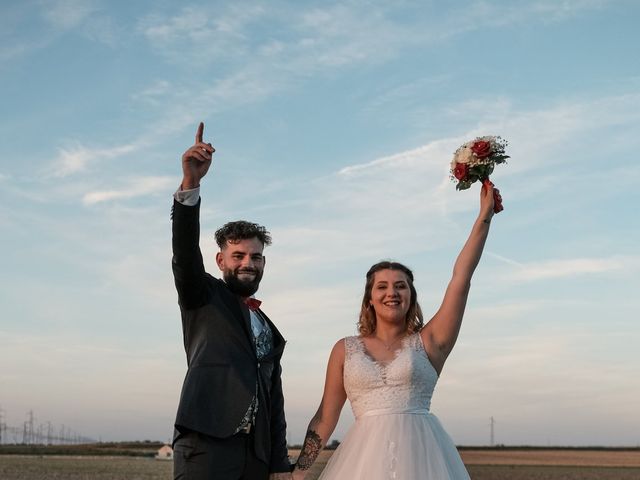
[181,122,215,190]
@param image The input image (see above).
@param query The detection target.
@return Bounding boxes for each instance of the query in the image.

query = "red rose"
[471,140,492,159]
[453,162,468,180]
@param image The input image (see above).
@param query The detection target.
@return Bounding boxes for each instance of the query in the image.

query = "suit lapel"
[237,299,254,344]
[217,280,256,357]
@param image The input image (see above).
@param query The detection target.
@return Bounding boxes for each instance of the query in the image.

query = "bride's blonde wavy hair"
[357,261,424,336]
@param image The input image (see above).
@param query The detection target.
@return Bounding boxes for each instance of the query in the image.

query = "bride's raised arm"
[292,340,347,480]
[421,181,496,375]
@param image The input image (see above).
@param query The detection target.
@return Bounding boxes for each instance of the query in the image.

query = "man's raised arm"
[171,122,216,310]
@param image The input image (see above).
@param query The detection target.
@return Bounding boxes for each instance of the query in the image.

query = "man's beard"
[223,267,263,297]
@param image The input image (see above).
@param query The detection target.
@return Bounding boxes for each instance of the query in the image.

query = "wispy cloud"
[126,1,629,159]
[221,89,640,298]
[49,142,140,178]
[506,256,634,282]
[131,79,172,105]
[82,175,176,205]
[344,91,640,180]
[137,1,611,70]
[41,0,98,30]
[139,4,267,64]
[4,0,638,446]
[0,0,117,65]
[135,0,609,108]
[82,14,119,47]
[439,0,611,39]
[337,141,448,177]
[530,0,612,22]
[0,38,51,64]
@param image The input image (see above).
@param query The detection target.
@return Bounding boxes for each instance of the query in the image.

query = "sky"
[1,0,639,447]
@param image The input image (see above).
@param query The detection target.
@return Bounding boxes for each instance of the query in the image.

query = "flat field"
[2,449,640,479]
[462,449,640,480]
[0,455,172,480]
[291,449,640,480]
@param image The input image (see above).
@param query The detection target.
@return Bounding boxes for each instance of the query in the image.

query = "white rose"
[453,144,474,165]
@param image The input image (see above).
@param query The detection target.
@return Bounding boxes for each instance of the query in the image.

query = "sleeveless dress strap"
[344,336,359,361]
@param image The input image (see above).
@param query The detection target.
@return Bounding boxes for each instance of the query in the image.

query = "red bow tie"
[244,298,262,311]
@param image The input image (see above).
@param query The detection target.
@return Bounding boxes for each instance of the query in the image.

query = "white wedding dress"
[318,333,470,479]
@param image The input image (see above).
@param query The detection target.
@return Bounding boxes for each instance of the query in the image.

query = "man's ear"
[215,251,224,270]
[262,256,266,267]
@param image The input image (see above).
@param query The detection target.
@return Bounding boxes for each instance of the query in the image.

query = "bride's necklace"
[374,334,406,351]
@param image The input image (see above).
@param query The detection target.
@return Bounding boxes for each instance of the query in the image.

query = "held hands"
[291,470,306,480]
[181,122,215,190]
[269,473,294,480]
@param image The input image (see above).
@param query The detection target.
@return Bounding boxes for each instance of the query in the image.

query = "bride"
[292,182,498,479]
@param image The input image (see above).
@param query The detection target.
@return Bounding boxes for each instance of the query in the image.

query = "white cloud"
[530,0,611,22]
[136,0,606,96]
[486,252,640,283]
[51,145,94,177]
[139,4,266,63]
[0,38,50,63]
[208,91,639,286]
[131,79,172,104]
[41,0,97,30]
[127,3,638,160]
[82,175,176,205]
[0,1,115,64]
[440,0,611,38]
[337,140,453,177]
[505,256,636,282]
[329,89,638,194]
[49,142,139,177]
[82,14,119,47]
[141,7,208,43]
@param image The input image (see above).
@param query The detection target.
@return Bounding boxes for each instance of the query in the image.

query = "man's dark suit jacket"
[171,198,290,473]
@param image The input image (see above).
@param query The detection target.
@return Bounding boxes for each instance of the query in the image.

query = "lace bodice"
[343,333,439,418]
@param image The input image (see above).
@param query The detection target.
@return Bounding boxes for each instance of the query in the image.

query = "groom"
[171,122,292,479]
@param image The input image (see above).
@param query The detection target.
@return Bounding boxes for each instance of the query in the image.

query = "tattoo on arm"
[296,429,322,471]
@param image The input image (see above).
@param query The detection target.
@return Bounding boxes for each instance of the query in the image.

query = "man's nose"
[241,256,255,268]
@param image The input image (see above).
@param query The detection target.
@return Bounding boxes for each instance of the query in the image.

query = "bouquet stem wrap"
[483,178,503,213]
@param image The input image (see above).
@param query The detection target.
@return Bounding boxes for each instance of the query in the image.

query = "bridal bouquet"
[450,136,509,213]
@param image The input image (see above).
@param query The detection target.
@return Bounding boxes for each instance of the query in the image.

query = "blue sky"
[1,0,639,446]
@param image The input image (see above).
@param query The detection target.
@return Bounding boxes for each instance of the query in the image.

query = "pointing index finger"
[195,122,204,144]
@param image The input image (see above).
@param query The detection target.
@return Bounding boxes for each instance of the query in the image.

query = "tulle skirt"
[318,410,470,479]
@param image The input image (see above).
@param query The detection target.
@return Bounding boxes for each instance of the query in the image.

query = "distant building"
[155,444,173,460]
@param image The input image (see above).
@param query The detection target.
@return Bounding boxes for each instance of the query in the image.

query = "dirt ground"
[460,448,640,467]
[1,449,640,480]
[291,448,640,479]
[0,455,172,480]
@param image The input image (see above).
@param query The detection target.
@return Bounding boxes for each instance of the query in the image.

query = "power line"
[0,408,96,445]
[0,406,6,444]
[489,416,496,447]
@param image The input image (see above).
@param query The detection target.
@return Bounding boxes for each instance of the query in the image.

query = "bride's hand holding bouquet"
[450,136,508,213]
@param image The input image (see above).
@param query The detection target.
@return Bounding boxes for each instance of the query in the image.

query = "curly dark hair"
[357,261,424,336]
[214,220,272,249]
